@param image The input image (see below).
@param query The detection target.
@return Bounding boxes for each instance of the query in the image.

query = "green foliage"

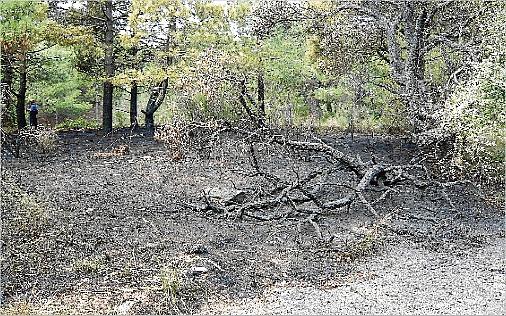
[363,60,407,133]
[0,0,94,53]
[28,46,94,117]
[114,111,128,127]
[2,0,503,168]
[0,0,98,130]
[439,59,505,174]
[293,99,310,118]
[55,117,99,130]
[161,267,183,298]
[436,4,506,180]
[263,27,320,86]
[314,86,349,104]
[311,59,407,133]
[261,27,322,124]
[72,256,106,274]
[0,0,48,53]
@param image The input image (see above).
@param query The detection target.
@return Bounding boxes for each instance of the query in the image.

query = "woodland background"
[1,0,504,179]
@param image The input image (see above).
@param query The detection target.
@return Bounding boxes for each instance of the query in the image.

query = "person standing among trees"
[27,100,39,128]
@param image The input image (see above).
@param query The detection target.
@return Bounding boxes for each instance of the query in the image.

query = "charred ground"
[1,126,504,314]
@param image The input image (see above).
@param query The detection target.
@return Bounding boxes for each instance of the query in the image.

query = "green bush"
[114,111,128,127]
[55,117,99,130]
[437,57,505,181]
[431,4,506,182]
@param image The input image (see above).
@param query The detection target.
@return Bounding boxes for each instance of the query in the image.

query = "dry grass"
[93,144,130,158]
[339,217,389,262]
[1,175,49,313]
[154,119,189,161]
[18,126,59,155]
[72,256,107,274]
[1,176,47,237]
[0,301,35,316]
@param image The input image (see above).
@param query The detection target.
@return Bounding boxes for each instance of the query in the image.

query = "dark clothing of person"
[29,110,38,127]
[28,102,39,128]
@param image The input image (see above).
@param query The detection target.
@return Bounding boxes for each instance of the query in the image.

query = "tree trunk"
[95,83,100,124]
[130,80,138,128]
[103,81,113,132]
[307,97,322,119]
[325,101,332,114]
[402,5,430,132]
[257,72,265,126]
[143,19,174,133]
[305,77,323,119]
[382,3,430,132]
[102,0,114,133]
[145,111,154,131]
[129,43,139,129]
[237,79,258,124]
[1,52,14,125]
[15,57,27,129]
[144,78,168,132]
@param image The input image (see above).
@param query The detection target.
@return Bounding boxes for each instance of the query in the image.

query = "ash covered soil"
[1,128,504,314]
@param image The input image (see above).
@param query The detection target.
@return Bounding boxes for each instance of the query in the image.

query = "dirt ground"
[1,128,504,314]
[203,238,505,315]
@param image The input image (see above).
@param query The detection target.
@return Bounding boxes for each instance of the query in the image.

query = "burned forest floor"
[1,126,504,314]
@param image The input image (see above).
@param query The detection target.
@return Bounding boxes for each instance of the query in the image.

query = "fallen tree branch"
[174,123,434,224]
[273,136,369,176]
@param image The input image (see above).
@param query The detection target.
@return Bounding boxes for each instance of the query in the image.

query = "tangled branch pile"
[156,121,462,238]
[1,127,58,158]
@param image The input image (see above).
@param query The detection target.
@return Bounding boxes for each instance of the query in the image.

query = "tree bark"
[130,80,138,128]
[102,0,114,133]
[238,79,258,125]
[377,3,431,132]
[257,72,265,126]
[1,51,14,125]
[305,77,323,119]
[405,6,430,132]
[325,101,332,114]
[15,57,27,129]
[144,78,168,132]
[129,42,139,129]
[145,111,154,131]
[143,18,174,132]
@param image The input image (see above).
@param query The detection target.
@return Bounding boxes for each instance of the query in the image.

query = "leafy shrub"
[161,267,184,302]
[72,256,106,273]
[55,117,99,130]
[114,111,128,127]
[429,4,506,182]
[436,58,505,182]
